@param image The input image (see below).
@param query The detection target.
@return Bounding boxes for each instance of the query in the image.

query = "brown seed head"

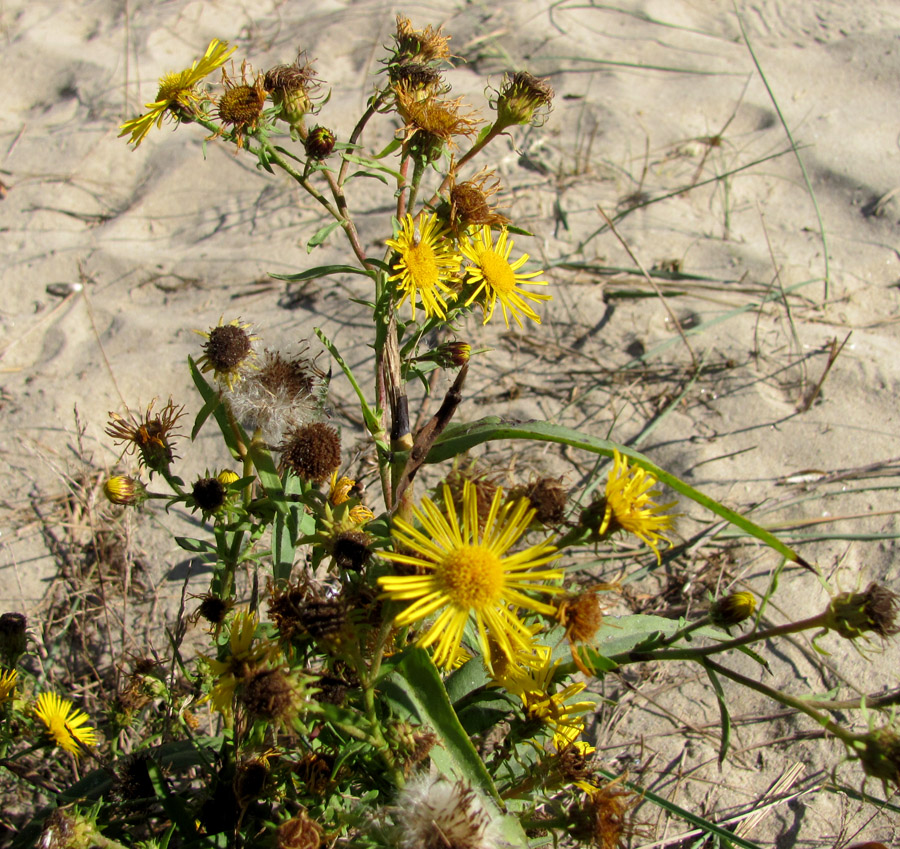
[446,169,509,232]
[570,778,645,849]
[203,323,252,370]
[234,757,270,805]
[242,668,297,721]
[511,477,568,525]
[390,61,445,95]
[443,466,498,530]
[557,591,605,645]
[265,54,319,130]
[333,530,372,571]
[394,87,480,147]
[191,476,228,516]
[0,612,28,667]
[195,593,234,627]
[280,422,341,484]
[277,810,323,849]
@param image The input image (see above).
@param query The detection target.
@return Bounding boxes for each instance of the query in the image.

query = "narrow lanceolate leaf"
[427,418,810,568]
[270,264,377,282]
[703,662,732,764]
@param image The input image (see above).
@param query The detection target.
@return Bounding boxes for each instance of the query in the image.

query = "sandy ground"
[2,0,900,844]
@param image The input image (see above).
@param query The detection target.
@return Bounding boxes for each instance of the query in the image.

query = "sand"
[1,0,899,843]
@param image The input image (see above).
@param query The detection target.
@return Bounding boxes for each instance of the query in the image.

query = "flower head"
[378,481,562,669]
[395,774,500,849]
[120,39,237,147]
[823,582,900,641]
[710,591,756,629]
[386,213,462,322]
[305,126,336,160]
[279,422,342,484]
[582,451,675,562]
[105,399,184,475]
[34,692,99,757]
[445,169,510,233]
[217,62,267,148]
[265,53,320,132]
[392,16,453,65]
[103,475,147,507]
[493,71,554,129]
[0,612,28,667]
[509,477,568,525]
[460,226,551,328]
[503,656,595,744]
[0,668,16,704]
[196,317,258,389]
[394,88,480,150]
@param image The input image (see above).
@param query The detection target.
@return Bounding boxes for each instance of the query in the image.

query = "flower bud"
[710,591,756,628]
[855,725,900,788]
[305,126,335,160]
[217,469,240,486]
[103,475,147,506]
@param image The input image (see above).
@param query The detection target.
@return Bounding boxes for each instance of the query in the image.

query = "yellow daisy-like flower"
[460,226,552,329]
[120,39,237,148]
[378,481,563,669]
[596,451,675,563]
[0,668,16,704]
[386,213,462,321]
[202,608,274,714]
[504,657,595,744]
[33,692,99,757]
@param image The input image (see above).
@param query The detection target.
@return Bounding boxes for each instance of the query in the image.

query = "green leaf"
[596,614,727,660]
[272,508,297,582]
[248,441,288,516]
[188,356,243,461]
[345,169,389,185]
[380,648,500,801]
[192,394,220,440]
[307,220,343,252]
[704,663,731,764]
[339,152,404,180]
[175,537,218,556]
[270,264,376,283]
[427,419,807,567]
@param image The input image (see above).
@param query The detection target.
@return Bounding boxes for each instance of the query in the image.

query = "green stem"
[612,611,830,664]
[700,657,854,744]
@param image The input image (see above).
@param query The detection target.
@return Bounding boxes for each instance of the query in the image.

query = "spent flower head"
[265,53,320,133]
[0,612,28,667]
[395,773,500,849]
[392,16,453,65]
[493,71,554,129]
[378,480,562,669]
[196,317,259,389]
[445,168,510,234]
[279,422,342,484]
[824,582,900,641]
[105,399,184,475]
[217,62,267,148]
[119,39,237,147]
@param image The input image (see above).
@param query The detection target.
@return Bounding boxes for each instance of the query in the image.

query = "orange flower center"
[478,250,516,294]
[439,544,503,609]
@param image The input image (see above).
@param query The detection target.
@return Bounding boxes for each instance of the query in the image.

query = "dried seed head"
[494,71,554,128]
[111,752,155,802]
[39,808,102,849]
[390,61,445,94]
[445,169,510,233]
[510,477,568,525]
[277,810,323,849]
[394,87,480,148]
[194,593,234,627]
[824,582,900,640]
[710,591,756,629]
[234,757,270,805]
[265,54,320,130]
[569,778,647,849]
[443,466,498,529]
[0,612,27,667]
[396,774,500,849]
[279,422,342,484]
[242,668,296,721]
[556,591,605,645]
[332,530,372,571]
[190,476,228,516]
[305,125,336,159]
[855,725,900,789]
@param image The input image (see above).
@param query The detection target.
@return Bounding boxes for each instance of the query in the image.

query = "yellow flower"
[0,668,16,704]
[202,608,274,714]
[120,39,237,147]
[33,692,98,756]
[378,481,563,669]
[386,213,462,321]
[504,656,595,743]
[329,471,355,505]
[590,450,675,562]
[460,226,551,329]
